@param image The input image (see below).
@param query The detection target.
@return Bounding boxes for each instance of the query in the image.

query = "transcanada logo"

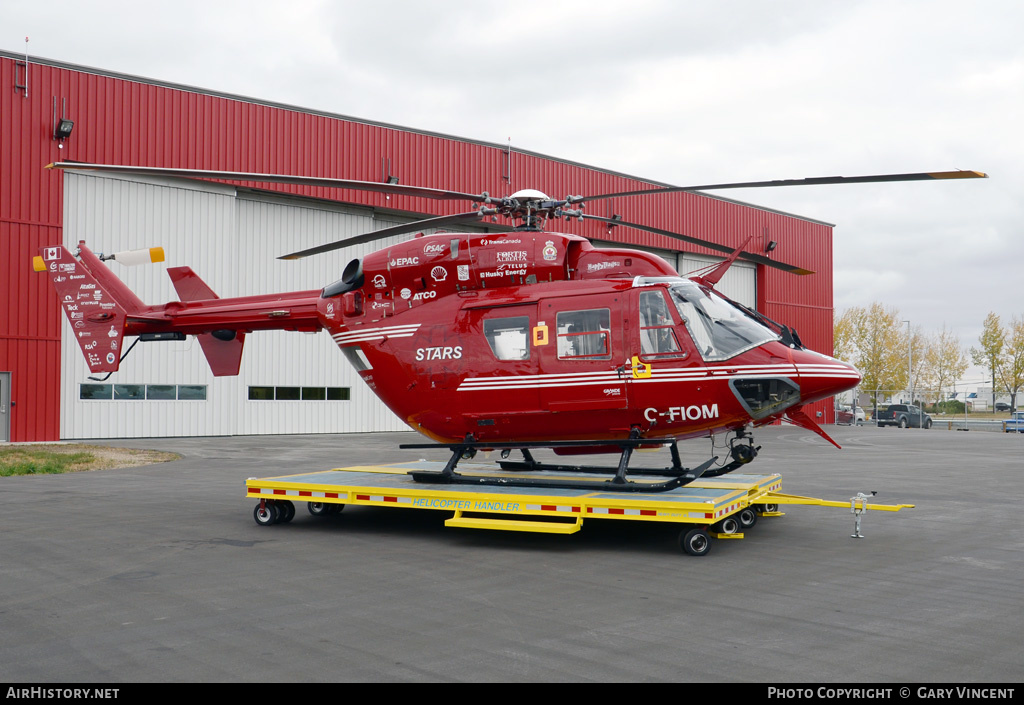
[644,405,719,422]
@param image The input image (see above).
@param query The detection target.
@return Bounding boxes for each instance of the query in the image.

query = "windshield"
[665,280,779,361]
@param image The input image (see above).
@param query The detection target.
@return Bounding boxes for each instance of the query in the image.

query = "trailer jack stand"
[850,491,876,538]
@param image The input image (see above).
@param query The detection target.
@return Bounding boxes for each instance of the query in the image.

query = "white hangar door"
[678,252,757,309]
[59,170,410,439]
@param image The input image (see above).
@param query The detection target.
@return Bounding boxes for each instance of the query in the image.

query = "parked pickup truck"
[1005,411,1024,433]
[876,404,932,429]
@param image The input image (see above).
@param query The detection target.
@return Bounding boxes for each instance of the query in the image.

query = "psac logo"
[644,405,720,422]
[422,242,447,255]
[415,346,463,361]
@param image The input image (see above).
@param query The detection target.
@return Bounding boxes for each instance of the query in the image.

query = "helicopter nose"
[794,353,861,405]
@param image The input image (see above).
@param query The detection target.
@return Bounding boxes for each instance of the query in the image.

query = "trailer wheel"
[737,508,758,529]
[307,502,330,516]
[680,528,711,556]
[278,500,295,523]
[714,517,739,535]
[254,503,279,526]
[762,503,779,513]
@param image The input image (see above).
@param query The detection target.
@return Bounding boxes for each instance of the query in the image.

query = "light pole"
[904,320,912,407]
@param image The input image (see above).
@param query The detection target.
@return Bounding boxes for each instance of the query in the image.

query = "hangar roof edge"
[0,48,833,229]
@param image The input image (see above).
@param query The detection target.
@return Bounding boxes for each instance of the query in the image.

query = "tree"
[834,303,908,405]
[996,316,1024,411]
[922,325,968,408]
[971,312,1005,414]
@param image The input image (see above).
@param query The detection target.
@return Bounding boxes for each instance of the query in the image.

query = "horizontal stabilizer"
[167,266,246,376]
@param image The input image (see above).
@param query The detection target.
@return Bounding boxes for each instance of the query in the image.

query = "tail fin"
[36,245,128,374]
[167,267,247,376]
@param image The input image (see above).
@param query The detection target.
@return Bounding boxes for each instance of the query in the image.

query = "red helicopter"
[37,163,985,492]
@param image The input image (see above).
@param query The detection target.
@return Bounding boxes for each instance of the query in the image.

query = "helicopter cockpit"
[635,277,780,362]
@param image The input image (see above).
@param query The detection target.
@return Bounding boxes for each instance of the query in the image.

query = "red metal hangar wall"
[0,50,836,442]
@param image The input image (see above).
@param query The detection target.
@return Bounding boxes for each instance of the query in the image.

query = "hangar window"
[79,384,207,400]
[248,386,350,401]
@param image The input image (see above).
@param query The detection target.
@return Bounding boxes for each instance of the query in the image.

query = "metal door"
[1,372,10,442]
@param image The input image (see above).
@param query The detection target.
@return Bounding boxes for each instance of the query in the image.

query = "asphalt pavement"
[1,425,1021,682]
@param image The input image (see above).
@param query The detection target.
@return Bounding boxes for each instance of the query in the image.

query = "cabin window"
[638,291,684,358]
[484,316,530,360]
[556,308,611,360]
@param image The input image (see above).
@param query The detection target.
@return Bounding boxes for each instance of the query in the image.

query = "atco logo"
[390,257,419,267]
[412,291,436,301]
[372,274,386,289]
[423,242,447,255]
[644,405,720,422]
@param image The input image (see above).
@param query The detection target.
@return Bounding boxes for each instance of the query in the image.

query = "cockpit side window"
[638,290,685,359]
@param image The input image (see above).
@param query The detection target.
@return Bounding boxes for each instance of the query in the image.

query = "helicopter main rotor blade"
[580,214,814,275]
[46,162,487,203]
[279,211,488,260]
[575,170,988,204]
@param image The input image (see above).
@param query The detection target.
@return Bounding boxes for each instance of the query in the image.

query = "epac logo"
[390,257,419,267]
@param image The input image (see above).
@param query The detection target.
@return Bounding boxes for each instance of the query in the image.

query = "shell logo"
[430,266,447,282]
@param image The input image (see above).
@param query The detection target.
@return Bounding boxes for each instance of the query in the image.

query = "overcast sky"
[8,0,1022,384]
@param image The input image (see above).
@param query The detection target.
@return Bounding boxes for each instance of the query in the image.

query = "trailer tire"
[737,508,758,529]
[328,503,345,515]
[307,502,330,516]
[254,503,279,526]
[680,528,711,556]
[714,517,739,535]
[278,500,295,523]
[762,503,779,513]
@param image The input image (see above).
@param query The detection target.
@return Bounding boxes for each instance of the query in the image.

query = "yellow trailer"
[245,461,914,556]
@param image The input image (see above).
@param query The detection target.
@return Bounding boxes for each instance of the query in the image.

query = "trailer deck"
[245,461,914,555]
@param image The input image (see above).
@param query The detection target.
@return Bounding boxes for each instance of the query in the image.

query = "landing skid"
[400,433,730,493]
